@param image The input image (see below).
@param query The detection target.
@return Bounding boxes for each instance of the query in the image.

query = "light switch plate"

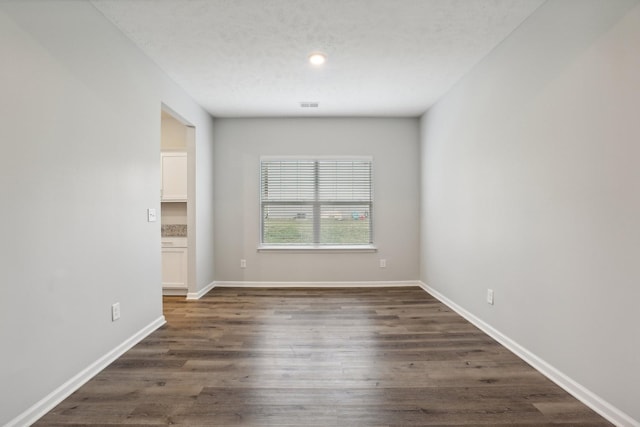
[147,208,157,222]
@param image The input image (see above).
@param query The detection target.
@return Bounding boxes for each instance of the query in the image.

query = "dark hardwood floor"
[36,287,611,426]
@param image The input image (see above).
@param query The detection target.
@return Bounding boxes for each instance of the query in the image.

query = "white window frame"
[258,156,376,252]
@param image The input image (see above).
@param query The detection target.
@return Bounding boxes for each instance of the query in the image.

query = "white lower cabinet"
[162,237,187,294]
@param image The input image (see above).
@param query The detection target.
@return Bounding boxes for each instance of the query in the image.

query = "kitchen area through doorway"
[160,108,192,297]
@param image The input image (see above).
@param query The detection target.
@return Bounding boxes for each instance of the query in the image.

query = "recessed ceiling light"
[308,52,326,66]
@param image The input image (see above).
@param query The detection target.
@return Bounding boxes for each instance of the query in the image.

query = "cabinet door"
[161,152,187,201]
[161,247,187,289]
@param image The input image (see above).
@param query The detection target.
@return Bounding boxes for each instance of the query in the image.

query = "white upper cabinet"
[161,152,187,201]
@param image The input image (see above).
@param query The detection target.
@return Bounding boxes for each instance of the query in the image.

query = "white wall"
[420,0,640,423]
[0,2,214,425]
[213,118,419,283]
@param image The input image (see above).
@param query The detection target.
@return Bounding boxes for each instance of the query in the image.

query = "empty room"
[1,0,638,426]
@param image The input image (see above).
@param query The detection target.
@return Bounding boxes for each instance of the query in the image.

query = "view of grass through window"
[264,214,371,244]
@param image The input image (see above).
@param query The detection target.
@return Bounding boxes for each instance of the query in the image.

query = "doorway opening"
[160,107,195,301]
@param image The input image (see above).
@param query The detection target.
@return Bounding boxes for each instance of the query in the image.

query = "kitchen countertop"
[161,224,187,237]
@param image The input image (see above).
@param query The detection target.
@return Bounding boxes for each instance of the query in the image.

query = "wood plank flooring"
[36,287,611,426]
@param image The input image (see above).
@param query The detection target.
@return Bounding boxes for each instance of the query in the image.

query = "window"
[260,158,373,248]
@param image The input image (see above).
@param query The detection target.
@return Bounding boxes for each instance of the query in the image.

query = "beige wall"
[420,0,640,423]
[161,203,187,225]
[213,118,420,283]
[161,110,187,150]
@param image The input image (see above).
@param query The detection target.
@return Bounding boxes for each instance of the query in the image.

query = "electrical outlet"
[111,302,121,321]
[486,289,494,305]
[240,259,246,269]
[379,259,387,268]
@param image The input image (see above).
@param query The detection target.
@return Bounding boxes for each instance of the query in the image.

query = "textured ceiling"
[91,0,544,117]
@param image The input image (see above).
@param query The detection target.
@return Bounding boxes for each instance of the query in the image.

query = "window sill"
[257,245,377,253]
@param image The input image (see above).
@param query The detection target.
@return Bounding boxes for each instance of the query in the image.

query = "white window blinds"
[260,159,373,246]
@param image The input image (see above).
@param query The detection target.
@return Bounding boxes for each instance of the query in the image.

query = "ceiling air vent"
[299,102,319,108]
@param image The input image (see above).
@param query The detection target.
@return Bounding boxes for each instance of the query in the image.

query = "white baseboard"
[418,282,638,427]
[186,280,216,300]
[162,287,187,296]
[185,280,419,300]
[6,316,166,427]
[212,280,421,288]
